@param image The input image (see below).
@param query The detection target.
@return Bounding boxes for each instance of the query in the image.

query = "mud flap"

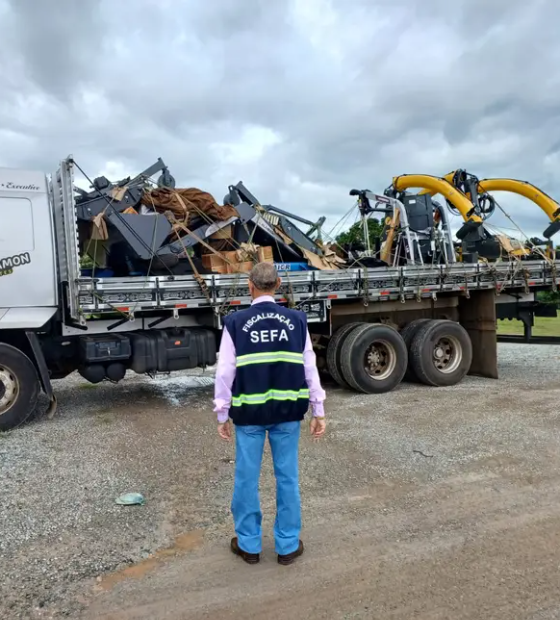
[45,394,58,419]
[458,290,498,379]
[25,331,57,415]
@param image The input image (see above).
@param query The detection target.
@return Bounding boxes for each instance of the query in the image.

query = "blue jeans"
[232,421,301,556]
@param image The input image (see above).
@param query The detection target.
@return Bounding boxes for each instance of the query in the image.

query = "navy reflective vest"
[223,301,310,426]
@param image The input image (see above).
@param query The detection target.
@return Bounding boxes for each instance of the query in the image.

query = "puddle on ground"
[98,530,204,591]
[150,375,215,407]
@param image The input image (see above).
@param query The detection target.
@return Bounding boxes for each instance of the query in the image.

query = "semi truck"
[0,156,557,432]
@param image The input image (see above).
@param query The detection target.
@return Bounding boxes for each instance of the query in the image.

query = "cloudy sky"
[1,0,559,242]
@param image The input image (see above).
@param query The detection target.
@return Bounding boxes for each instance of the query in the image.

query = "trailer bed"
[75,260,558,318]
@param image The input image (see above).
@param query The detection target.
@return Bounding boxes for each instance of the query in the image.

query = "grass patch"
[79,383,99,390]
[497,314,560,337]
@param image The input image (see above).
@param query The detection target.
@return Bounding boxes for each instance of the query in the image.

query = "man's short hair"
[249,262,279,291]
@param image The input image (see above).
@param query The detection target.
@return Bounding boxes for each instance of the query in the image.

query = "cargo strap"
[362,267,370,306]
[183,249,212,304]
[169,228,212,305]
[171,193,235,265]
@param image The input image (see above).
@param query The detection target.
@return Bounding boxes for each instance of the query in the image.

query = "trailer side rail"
[74,260,558,317]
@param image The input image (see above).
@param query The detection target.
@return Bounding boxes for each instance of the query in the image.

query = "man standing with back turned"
[214,262,326,565]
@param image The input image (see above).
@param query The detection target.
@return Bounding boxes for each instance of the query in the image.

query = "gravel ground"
[1,343,560,619]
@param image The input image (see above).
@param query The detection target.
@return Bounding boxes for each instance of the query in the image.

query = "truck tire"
[400,318,431,382]
[0,344,40,432]
[409,319,472,387]
[340,323,408,393]
[326,322,363,388]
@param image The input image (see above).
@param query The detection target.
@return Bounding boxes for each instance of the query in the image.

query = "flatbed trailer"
[0,158,557,431]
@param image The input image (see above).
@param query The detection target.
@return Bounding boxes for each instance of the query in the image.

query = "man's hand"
[310,416,326,438]
[217,420,233,441]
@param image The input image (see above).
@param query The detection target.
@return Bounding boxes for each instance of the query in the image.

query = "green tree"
[537,290,560,305]
[335,218,383,249]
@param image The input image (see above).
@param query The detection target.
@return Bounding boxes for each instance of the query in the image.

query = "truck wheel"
[340,323,408,393]
[0,344,40,432]
[409,320,472,387]
[400,318,431,381]
[326,322,363,388]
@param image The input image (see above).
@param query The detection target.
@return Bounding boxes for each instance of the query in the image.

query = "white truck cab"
[0,166,58,329]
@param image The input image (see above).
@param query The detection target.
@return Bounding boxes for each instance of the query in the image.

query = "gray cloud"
[2,0,103,99]
[1,0,559,241]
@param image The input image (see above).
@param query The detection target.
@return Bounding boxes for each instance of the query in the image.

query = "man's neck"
[251,294,276,305]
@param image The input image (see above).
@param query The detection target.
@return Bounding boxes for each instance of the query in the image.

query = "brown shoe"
[277,540,304,565]
[230,537,260,564]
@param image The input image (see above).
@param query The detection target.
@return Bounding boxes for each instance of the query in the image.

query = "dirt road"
[85,471,560,620]
[3,344,560,619]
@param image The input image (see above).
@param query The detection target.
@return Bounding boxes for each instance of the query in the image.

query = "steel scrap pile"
[76,158,341,278]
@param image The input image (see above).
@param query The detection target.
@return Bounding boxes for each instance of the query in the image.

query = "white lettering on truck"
[0,252,32,275]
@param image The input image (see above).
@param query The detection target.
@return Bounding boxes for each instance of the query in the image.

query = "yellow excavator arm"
[391,174,483,223]
[477,178,560,223]
[418,172,456,195]
[391,170,558,260]
[419,172,560,237]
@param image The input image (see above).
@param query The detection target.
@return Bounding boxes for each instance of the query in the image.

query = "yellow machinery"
[392,174,484,226]
[418,170,560,242]
[387,173,493,262]
[386,171,554,262]
[477,179,560,239]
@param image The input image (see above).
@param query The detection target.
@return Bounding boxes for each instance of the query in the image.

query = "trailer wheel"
[0,344,40,432]
[340,323,407,393]
[326,322,363,388]
[400,318,431,381]
[409,320,472,387]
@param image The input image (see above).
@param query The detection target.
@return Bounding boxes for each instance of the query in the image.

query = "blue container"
[274,262,311,272]
[80,268,115,278]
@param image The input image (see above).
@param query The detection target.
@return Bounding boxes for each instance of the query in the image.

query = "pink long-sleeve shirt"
[213,295,326,423]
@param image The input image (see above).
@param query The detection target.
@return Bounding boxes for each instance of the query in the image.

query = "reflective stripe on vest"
[231,388,310,407]
[235,351,304,368]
